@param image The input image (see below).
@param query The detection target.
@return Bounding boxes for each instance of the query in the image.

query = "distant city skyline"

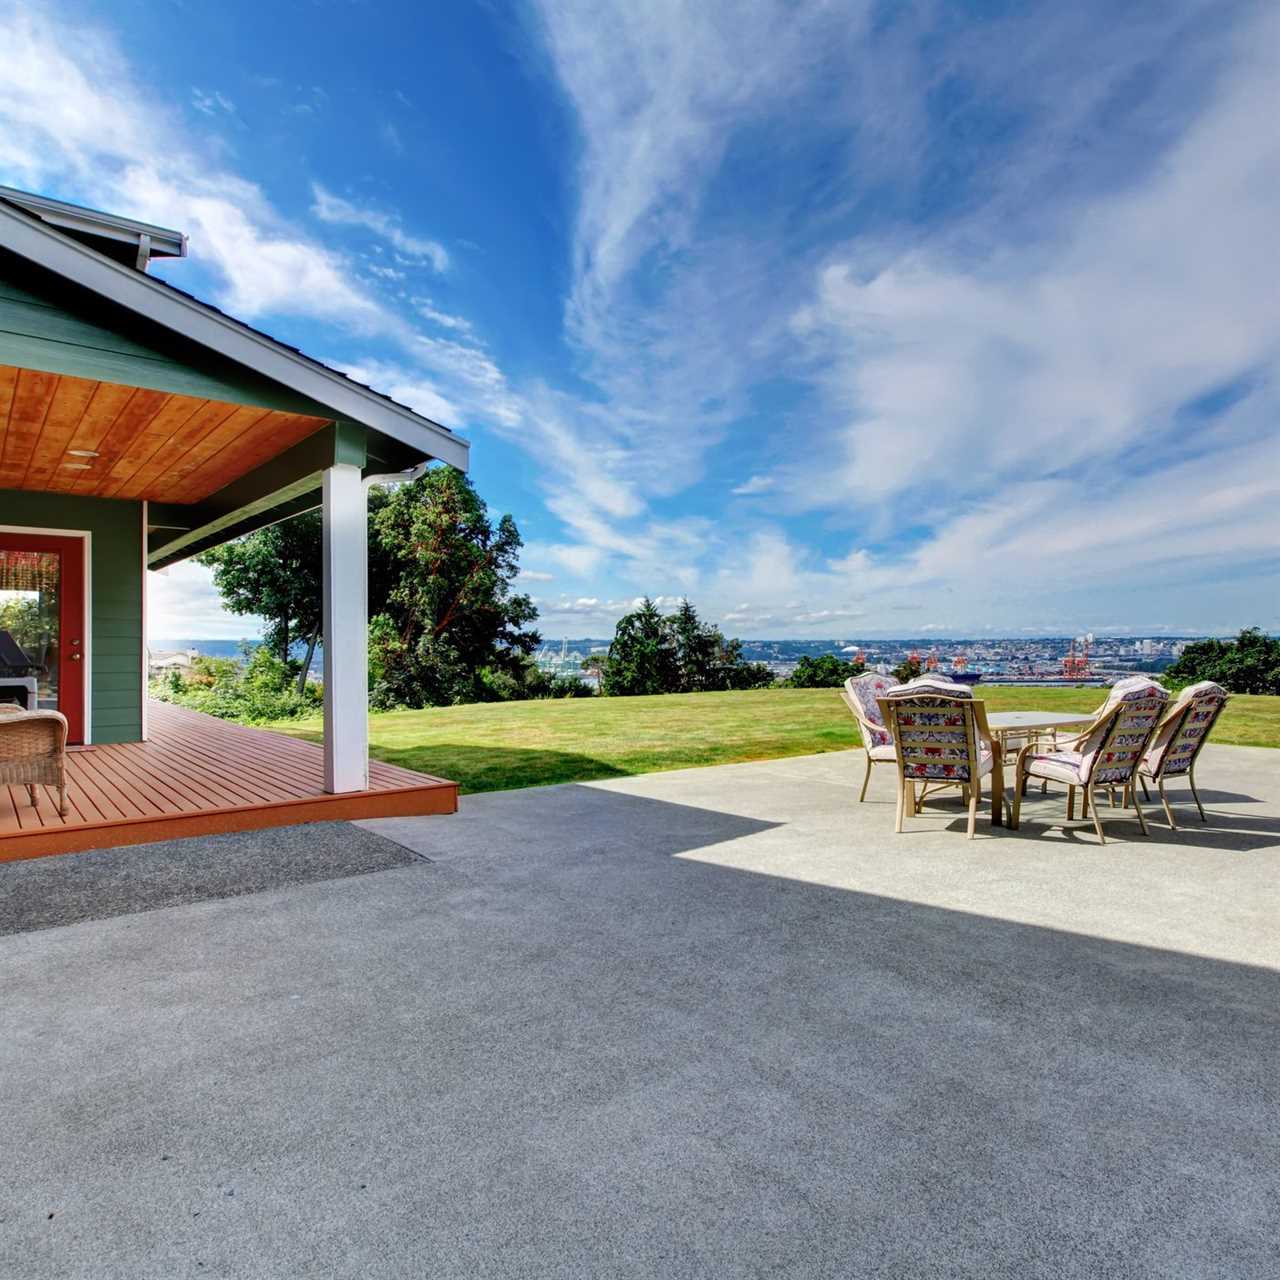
[6,0,1276,639]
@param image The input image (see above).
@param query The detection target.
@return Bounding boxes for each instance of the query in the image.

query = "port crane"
[1062,636,1092,680]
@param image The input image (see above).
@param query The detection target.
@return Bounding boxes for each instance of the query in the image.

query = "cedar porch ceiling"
[0,363,329,504]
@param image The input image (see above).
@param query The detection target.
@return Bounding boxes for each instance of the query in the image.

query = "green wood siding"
[0,490,143,743]
[0,251,332,415]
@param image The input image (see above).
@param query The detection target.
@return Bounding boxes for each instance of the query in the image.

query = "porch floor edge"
[0,700,458,862]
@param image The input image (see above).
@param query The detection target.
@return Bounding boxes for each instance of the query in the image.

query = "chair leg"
[894,779,905,833]
[1067,786,1076,822]
[1011,769,1023,829]
[1157,778,1177,830]
[1090,788,1107,844]
[26,783,36,807]
[58,783,68,817]
[1139,776,1151,801]
[967,782,979,839]
[1081,788,1090,819]
[859,754,873,802]
[1131,785,1149,836]
[1188,769,1207,823]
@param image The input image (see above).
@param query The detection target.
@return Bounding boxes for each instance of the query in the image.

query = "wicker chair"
[840,672,901,801]
[1137,681,1229,829]
[1011,677,1168,844]
[0,704,69,816]
[877,676,1002,839]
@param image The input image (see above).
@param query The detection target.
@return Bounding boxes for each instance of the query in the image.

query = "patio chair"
[877,676,1001,839]
[0,704,69,816]
[1011,677,1168,843]
[1136,681,1229,829]
[840,672,901,801]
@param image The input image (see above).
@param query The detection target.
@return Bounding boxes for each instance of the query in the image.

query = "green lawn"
[275,685,1280,795]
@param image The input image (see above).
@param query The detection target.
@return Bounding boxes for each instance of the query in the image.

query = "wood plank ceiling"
[0,364,330,504]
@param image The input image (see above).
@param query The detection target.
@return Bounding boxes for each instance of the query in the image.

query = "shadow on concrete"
[0,821,421,936]
[1006,785,1280,851]
[3,775,1279,1277]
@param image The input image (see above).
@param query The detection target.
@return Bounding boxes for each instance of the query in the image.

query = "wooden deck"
[0,700,457,861]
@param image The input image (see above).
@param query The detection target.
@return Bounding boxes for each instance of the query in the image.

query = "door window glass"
[0,550,60,712]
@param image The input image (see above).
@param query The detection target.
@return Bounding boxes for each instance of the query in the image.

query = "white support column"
[322,463,369,793]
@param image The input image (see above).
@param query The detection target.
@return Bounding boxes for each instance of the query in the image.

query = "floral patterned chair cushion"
[882,683,992,782]
[845,673,899,747]
[1022,677,1168,788]
[1142,681,1228,778]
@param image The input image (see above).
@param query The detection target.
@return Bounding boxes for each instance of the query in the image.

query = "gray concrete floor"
[2,743,1278,1278]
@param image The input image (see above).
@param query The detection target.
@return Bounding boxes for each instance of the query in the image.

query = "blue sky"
[2,0,1277,639]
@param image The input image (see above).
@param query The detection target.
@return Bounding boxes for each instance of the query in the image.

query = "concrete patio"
[3,743,1278,1277]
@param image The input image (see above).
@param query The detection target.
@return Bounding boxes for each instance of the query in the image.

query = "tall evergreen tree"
[602,598,679,695]
[369,468,541,707]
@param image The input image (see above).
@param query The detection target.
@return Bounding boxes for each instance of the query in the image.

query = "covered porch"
[0,700,457,860]
[0,186,467,856]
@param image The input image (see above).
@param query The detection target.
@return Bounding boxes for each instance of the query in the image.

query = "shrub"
[1164,627,1280,695]
[892,655,924,683]
[151,645,322,723]
[786,654,866,688]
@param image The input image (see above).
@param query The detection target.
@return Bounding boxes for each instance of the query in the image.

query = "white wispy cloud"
[0,4,528,444]
[147,561,263,641]
[191,88,235,117]
[518,0,1279,633]
[311,183,449,272]
[0,7,380,325]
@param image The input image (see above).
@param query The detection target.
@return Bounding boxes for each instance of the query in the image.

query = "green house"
[0,186,465,850]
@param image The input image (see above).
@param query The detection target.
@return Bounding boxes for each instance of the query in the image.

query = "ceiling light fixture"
[66,449,100,457]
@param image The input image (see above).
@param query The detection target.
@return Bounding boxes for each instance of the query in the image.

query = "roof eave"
[0,200,469,471]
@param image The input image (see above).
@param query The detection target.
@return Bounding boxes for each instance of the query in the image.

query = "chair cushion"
[895,675,974,699]
[845,673,899,747]
[902,745,993,782]
[868,743,897,762]
[1142,681,1227,777]
[1023,750,1089,785]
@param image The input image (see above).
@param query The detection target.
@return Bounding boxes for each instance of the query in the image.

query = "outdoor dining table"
[984,710,1095,824]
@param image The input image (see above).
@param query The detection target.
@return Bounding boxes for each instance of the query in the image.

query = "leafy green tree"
[199,471,542,710]
[0,594,53,659]
[602,597,679,696]
[581,653,607,691]
[786,653,867,688]
[198,511,323,694]
[1165,627,1280,695]
[369,468,541,707]
[718,637,775,690]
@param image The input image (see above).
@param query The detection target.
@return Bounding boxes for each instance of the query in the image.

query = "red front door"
[0,531,87,744]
